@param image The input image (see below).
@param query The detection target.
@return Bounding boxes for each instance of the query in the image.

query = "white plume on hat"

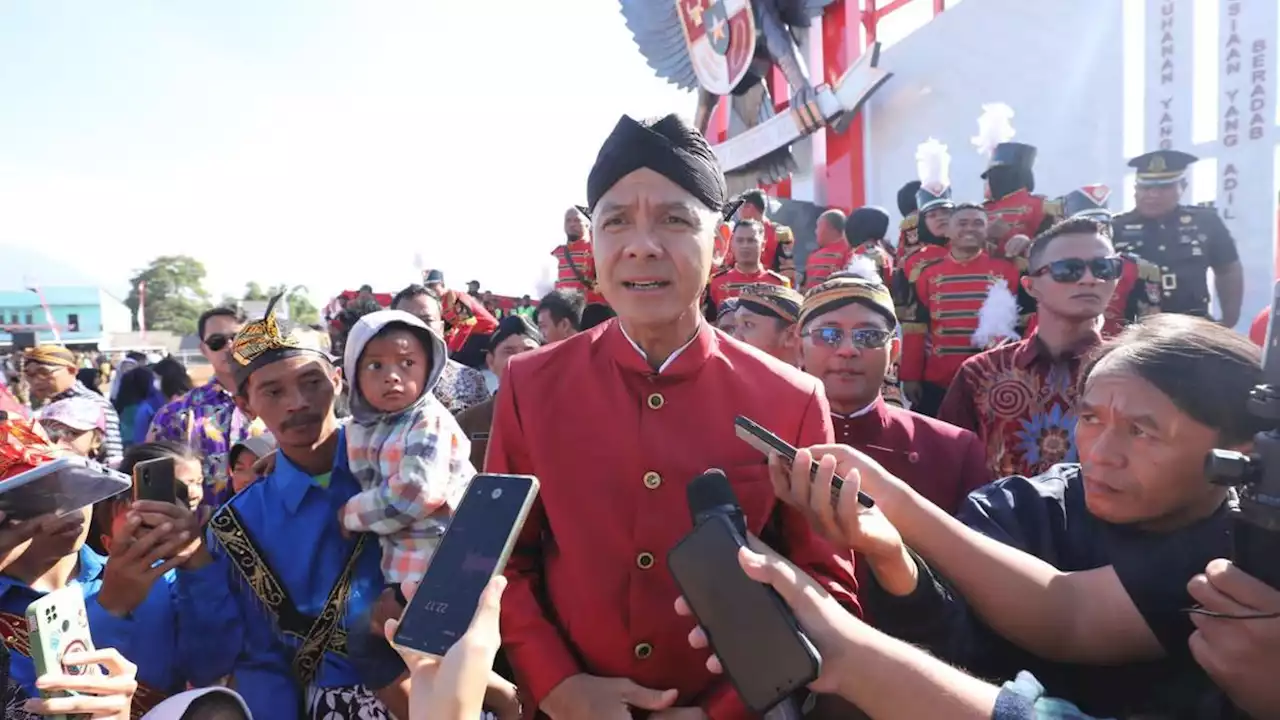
[971,281,1021,348]
[842,255,880,282]
[915,138,951,193]
[972,103,1017,158]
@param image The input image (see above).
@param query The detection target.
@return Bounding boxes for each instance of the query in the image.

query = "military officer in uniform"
[1112,150,1244,326]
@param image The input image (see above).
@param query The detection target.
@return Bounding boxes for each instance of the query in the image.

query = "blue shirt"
[86,566,203,693]
[0,546,105,697]
[175,428,385,720]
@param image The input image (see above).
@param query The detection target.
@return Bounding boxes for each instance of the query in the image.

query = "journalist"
[770,315,1266,716]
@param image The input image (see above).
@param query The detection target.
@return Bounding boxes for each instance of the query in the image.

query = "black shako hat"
[981,142,1037,179]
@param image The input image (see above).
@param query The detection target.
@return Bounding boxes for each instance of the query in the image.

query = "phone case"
[133,457,178,504]
[26,586,98,720]
[392,473,540,657]
[667,515,820,713]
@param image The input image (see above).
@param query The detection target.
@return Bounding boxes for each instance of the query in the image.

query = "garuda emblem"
[621,0,892,192]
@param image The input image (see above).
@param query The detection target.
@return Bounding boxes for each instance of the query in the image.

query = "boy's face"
[231,449,259,494]
[358,327,430,413]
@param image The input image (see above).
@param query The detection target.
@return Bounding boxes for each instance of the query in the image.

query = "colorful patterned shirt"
[937,332,1099,479]
[147,380,264,509]
[342,397,475,583]
[433,359,491,414]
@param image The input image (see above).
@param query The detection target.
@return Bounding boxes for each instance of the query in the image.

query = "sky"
[0,0,705,304]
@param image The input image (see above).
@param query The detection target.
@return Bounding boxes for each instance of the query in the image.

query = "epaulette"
[1042,196,1064,218]
[899,212,918,230]
[775,225,795,243]
[909,256,945,284]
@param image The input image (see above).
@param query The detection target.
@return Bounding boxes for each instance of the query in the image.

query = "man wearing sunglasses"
[147,306,264,510]
[939,216,1121,479]
[799,275,990,514]
[1022,185,1162,338]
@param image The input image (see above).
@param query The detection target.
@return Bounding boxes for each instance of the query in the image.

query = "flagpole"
[23,277,60,343]
[137,281,147,341]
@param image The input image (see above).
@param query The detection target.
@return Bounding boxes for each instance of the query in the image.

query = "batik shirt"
[937,332,1098,481]
[433,359,491,414]
[148,380,264,509]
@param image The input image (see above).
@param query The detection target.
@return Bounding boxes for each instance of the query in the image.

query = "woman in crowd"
[132,358,190,445]
[113,366,159,448]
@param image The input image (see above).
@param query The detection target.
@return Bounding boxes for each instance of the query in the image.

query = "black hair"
[740,189,767,212]
[358,284,373,293]
[390,283,437,310]
[733,218,764,235]
[197,307,241,341]
[488,315,543,353]
[951,202,986,214]
[1084,314,1267,445]
[90,440,202,555]
[180,691,252,720]
[113,366,156,411]
[125,351,148,363]
[75,368,101,394]
[536,290,586,330]
[580,304,616,331]
[897,180,922,216]
[1027,216,1114,270]
[153,357,191,398]
[820,210,847,235]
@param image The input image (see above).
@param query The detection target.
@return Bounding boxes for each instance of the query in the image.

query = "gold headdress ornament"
[799,275,897,330]
[971,103,1016,158]
[737,283,804,325]
[231,293,325,390]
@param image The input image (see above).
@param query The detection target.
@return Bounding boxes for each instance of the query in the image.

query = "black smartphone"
[392,474,539,657]
[668,514,820,713]
[734,415,875,508]
[132,457,178,505]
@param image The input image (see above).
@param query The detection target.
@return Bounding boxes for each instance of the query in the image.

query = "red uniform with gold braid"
[803,239,852,291]
[850,240,894,287]
[717,219,796,285]
[896,212,920,263]
[1023,253,1161,338]
[984,188,1063,258]
[440,289,499,353]
[488,321,859,719]
[551,240,607,306]
[899,251,1024,388]
[708,267,790,308]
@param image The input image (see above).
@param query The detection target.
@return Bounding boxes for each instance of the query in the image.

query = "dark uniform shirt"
[1112,205,1238,317]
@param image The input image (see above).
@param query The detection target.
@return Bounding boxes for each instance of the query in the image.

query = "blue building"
[0,286,133,348]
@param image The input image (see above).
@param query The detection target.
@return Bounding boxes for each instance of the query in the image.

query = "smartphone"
[392,474,539,657]
[668,514,820,713]
[27,586,99,720]
[132,457,179,505]
[734,415,875,508]
[0,456,131,520]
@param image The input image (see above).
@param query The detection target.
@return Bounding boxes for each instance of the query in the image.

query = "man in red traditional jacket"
[722,189,797,285]
[799,275,990,513]
[939,216,1121,478]
[488,113,858,720]
[553,206,608,307]
[899,203,1025,416]
[707,219,791,308]
[982,142,1062,259]
[802,210,850,290]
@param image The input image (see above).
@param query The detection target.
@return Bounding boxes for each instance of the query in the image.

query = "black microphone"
[687,468,747,538]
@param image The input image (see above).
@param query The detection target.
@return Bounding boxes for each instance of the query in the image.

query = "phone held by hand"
[734,415,875,508]
[132,457,181,505]
[392,474,539,658]
[668,514,820,713]
[27,586,99,720]
[0,456,130,520]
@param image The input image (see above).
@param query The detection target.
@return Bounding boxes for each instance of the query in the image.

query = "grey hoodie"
[342,310,449,426]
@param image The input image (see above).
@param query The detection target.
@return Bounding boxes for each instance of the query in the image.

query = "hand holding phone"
[392,474,539,658]
[132,457,179,505]
[26,586,99,720]
[734,416,875,508]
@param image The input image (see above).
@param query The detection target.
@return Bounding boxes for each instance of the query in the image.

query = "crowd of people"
[0,107,1275,720]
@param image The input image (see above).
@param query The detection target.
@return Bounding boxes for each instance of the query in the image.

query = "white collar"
[618,321,702,375]
[832,398,879,420]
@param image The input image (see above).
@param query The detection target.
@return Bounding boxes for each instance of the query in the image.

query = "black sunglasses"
[204,334,232,352]
[807,327,894,350]
[1029,256,1123,283]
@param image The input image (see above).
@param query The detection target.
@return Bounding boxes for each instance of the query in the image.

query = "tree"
[243,282,268,301]
[234,283,320,326]
[126,255,211,336]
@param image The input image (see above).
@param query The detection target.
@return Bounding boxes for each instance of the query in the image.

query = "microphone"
[687,468,747,538]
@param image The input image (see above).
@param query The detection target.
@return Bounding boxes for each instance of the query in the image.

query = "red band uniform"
[982,142,1063,259]
[708,266,791,308]
[718,218,797,284]
[552,241,608,306]
[440,289,499,354]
